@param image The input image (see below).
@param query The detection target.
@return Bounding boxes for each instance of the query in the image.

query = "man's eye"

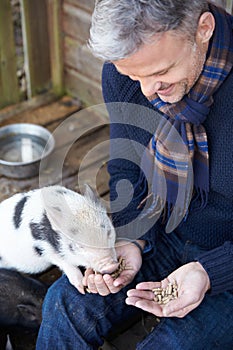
[157,70,169,76]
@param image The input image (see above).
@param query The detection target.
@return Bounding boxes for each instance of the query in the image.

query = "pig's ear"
[17,304,39,322]
[45,196,72,231]
[45,204,63,231]
[83,184,100,204]
[41,186,75,234]
[45,201,70,233]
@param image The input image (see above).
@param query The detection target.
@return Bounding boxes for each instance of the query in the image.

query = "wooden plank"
[45,106,109,149]
[39,123,110,187]
[0,96,110,203]
[65,68,103,106]
[64,130,109,173]
[0,92,58,123]
[64,37,102,83]
[65,0,95,14]
[63,3,92,43]
[50,126,110,195]
[64,161,110,198]
[0,125,110,202]
[0,95,81,127]
[20,0,51,98]
[47,0,64,96]
[0,0,20,108]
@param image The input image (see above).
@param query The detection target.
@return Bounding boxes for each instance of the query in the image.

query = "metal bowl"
[0,123,55,179]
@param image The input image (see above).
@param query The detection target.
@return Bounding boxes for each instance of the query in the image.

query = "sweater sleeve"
[196,241,233,295]
[102,62,158,252]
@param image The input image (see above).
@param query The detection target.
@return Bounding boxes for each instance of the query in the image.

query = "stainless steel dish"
[0,123,55,179]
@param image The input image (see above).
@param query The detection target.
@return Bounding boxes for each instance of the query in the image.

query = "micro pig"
[0,185,118,294]
[0,268,47,329]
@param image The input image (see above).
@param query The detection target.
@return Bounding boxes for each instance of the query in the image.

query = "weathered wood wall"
[62,0,103,107]
[0,0,20,108]
[0,0,61,112]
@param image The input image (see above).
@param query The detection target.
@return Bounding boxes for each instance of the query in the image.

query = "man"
[36,1,233,349]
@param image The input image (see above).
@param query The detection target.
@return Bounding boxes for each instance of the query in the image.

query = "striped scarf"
[141,4,233,233]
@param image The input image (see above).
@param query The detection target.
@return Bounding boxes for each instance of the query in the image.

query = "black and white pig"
[0,185,118,294]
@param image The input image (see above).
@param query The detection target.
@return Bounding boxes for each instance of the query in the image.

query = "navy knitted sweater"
[102,62,233,296]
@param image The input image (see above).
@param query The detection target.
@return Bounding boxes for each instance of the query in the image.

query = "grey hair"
[89,0,209,61]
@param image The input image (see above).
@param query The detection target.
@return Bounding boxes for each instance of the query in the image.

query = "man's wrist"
[195,261,211,292]
[131,240,153,255]
[131,240,145,255]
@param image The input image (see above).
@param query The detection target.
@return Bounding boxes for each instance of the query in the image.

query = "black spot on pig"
[34,246,44,256]
[52,206,62,213]
[56,188,68,195]
[69,243,75,253]
[30,213,61,253]
[13,196,28,229]
[0,269,48,329]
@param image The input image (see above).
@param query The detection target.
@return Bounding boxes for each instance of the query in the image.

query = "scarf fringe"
[139,184,208,233]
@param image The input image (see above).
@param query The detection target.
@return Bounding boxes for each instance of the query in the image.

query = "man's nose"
[139,78,162,97]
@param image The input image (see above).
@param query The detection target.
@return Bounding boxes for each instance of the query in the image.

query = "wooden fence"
[0,0,63,111]
[0,0,232,112]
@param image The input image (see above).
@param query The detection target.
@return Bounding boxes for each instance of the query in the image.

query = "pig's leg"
[49,256,85,294]
[61,264,85,294]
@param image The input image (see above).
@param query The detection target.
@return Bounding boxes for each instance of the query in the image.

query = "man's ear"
[196,12,215,44]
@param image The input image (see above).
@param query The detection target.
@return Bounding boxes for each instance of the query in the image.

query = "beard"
[159,43,207,104]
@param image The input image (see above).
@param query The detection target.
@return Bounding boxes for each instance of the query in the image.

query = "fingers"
[113,271,135,288]
[136,281,162,290]
[127,288,155,300]
[82,268,94,287]
[126,287,164,317]
[125,291,196,318]
[103,274,122,294]
[85,274,99,294]
[126,283,202,318]
[85,273,122,296]
[125,295,164,317]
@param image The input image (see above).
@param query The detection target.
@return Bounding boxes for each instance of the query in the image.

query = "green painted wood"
[0,0,20,108]
[47,0,64,96]
[20,0,51,98]
[226,0,233,13]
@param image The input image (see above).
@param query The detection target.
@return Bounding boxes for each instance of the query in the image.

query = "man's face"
[113,32,207,103]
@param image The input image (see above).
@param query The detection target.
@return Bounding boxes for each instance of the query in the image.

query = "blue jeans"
[36,233,233,350]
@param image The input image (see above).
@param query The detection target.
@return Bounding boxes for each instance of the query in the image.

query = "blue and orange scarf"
[141,4,233,232]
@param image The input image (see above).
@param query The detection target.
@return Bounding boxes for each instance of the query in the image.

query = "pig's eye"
[107,230,112,237]
[70,228,79,236]
[52,206,62,212]
[76,243,85,250]
[100,224,105,229]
